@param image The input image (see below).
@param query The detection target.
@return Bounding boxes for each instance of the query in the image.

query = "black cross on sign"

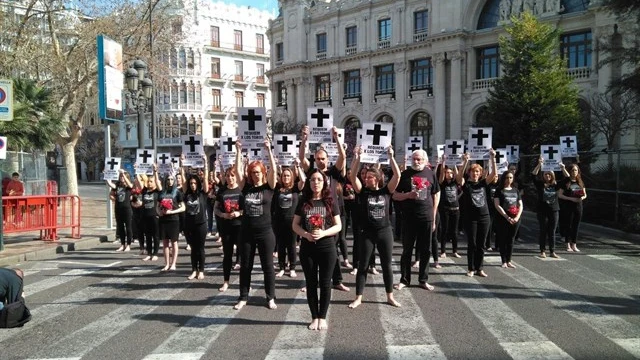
[277,136,294,152]
[184,136,201,152]
[407,143,421,152]
[241,109,262,131]
[250,148,261,157]
[171,157,179,166]
[495,151,505,164]
[543,146,559,160]
[106,158,119,170]
[158,153,170,164]
[222,137,235,152]
[366,124,388,146]
[562,137,575,148]
[311,109,330,127]
[448,141,462,153]
[471,129,490,146]
[139,150,153,163]
[510,145,518,155]
[410,137,421,143]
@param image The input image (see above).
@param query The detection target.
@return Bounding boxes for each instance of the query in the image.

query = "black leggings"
[115,206,133,246]
[275,217,297,271]
[356,227,394,295]
[350,212,375,268]
[439,208,460,253]
[336,215,348,261]
[465,215,490,272]
[185,222,207,272]
[537,210,558,252]
[300,239,337,319]
[400,219,433,285]
[132,208,144,249]
[143,216,159,256]
[485,211,497,249]
[238,226,276,301]
[497,217,520,264]
[562,203,582,244]
[222,225,241,281]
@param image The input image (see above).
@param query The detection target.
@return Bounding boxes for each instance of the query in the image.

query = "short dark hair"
[12,172,19,177]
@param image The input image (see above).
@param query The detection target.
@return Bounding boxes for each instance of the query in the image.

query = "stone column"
[361,67,372,119]
[331,72,342,121]
[296,77,308,124]
[433,52,447,149]
[395,61,408,145]
[450,50,464,138]
[285,79,296,123]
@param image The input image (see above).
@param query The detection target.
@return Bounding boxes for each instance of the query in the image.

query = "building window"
[344,69,361,98]
[234,60,243,81]
[561,31,592,68]
[179,48,186,69]
[410,58,433,91]
[212,125,221,139]
[316,33,327,59]
[256,63,265,83]
[378,18,391,43]
[179,81,187,103]
[170,48,177,69]
[172,20,182,35]
[414,10,428,41]
[276,42,284,63]
[235,91,244,108]
[256,34,264,54]
[276,81,287,106]
[212,89,221,111]
[410,112,433,155]
[186,49,194,69]
[171,81,178,104]
[187,81,195,104]
[257,93,265,108]
[210,26,219,47]
[211,57,220,79]
[195,83,201,105]
[315,74,331,102]
[234,30,243,51]
[477,46,499,79]
[375,64,395,95]
[346,26,357,48]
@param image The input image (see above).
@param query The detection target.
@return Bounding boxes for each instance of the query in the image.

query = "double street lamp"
[125,59,154,150]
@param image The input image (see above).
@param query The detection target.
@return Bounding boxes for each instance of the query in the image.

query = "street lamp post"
[125,59,153,149]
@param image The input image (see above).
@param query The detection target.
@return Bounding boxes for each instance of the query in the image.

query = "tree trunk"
[62,141,78,195]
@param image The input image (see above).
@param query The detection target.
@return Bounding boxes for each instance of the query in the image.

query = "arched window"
[187,49,195,69]
[170,48,177,69]
[180,114,188,136]
[196,115,203,135]
[188,81,195,105]
[195,82,202,105]
[188,114,196,134]
[179,81,187,104]
[171,81,178,104]
[161,115,170,138]
[475,106,491,127]
[171,114,179,137]
[179,48,186,69]
[409,112,433,154]
[375,114,395,148]
[343,117,361,152]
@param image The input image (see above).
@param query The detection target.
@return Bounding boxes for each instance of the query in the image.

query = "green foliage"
[483,12,582,155]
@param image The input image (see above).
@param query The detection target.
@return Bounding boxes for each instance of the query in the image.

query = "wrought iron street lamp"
[125,59,153,149]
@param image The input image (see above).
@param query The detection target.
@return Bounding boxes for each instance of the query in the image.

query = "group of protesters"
[105,125,587,331]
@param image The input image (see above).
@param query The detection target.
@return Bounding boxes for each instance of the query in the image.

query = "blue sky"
[227,0,279,13]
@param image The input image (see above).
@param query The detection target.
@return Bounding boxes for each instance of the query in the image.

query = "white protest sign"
[507,144,520,163]
[409,136,422,145]
[444,139,465,167]
[219,136,237,167]
[495,148,510,174]
[404,141,423,168]
[541,144,562,172]
[560,135,578,158]
[307,107,334,143]
[322,128,344,164]
[246,145,266,163]
[468,127,492,160]
[238,107,266,146]
[103,157,121,180]
[136,149,155,175]
[0,136,7,159]
[436,144,445,161]
[171,156,180,172]
[360,122,392,164]
[274,134,297,166]
[181,135,204,168]
[221,120,235,136]
[156,152,173,176]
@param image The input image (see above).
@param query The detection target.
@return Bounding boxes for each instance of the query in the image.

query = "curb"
[0,234,114,267]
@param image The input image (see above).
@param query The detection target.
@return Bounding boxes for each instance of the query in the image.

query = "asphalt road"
[2,220,639,360]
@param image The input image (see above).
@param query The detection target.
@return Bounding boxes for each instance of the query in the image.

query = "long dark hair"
[302,169,334,217]
[185,174,202,196]
[567,164,585,188]
[497,170,516,191]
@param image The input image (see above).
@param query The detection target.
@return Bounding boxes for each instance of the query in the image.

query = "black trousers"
[300,239,337,319]
[222,224,241,281]
[400,218,433,285]
[274,217,297,271]
[537,209,558,252]
[115,206,133,246]
[132,207,144,249]
[439,208,460,253]
[336,215,348,260]
[465,214,490,272]
[185,221,207,272]
[142,215,159,256]
[485,210,498,249]
[561,203,582,243]
[356,227,394,295]
[497,217,520,264]
[238,226,276,301]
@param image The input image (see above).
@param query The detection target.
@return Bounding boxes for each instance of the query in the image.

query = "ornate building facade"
[266,0,635,157]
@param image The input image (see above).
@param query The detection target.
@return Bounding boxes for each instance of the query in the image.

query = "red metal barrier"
[46,180,58,195]
[2,195,81,240]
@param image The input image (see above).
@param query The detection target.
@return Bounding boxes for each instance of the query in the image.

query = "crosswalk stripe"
[24,268,102,296]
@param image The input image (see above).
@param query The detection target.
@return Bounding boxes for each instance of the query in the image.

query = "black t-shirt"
[273,184,301,221]
[308,165,345,215]
[462,179,490,219]
[141,188,159,218]
[561,178,585,199]
[216,186,243,227]
[533,177,560,212]
[357,186,391,230]
[295,198,340,250]
[0,268,22,306]
[184,191,208,225]
[158,188,184,223]
[114,185,131,209]
[439,180,460,209]
[241,183,274,229]
[486,182,499,213]
[396,167,440,221]
[494,187,521,218]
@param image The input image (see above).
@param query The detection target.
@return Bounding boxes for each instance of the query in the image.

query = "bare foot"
[432,262,442,269]
[453,253,461,258]
[507,262,516,269]
[289,270,297,278]
[439,253,446,259]
[318,319,328,330]
[466,271,474,277]
[219,283,229,292]
[501,263,508,268]
[124,245,130,252]
[161,265,170,271]
[349,268,358,276]
[348,298,362,309]
[333,283,350,292]
[187,271,197,280]
[197,272,204,280]
[343,260,353,269]
[300,286,307,292]
[169,265,176,271]
[387,296,401,307]
[115,245,124,252]
[233,263,241,270]
[476,270,488,277]
[419,282,435,291]
[233,300,247,310]
[308,319,319,330]
[551,252,559,258]
[142,256,151,261]
[393,283,407,290]
[151,256,158,261]
[275,270,285,278]
[412,261,420,268]
[267,299,277,310]
[368,267,379,275]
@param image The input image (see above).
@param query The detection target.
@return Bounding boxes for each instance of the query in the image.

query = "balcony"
[316,51,327,60]
[413,29,428,42]
[204,40,270,59]
[472,77,498,90]
[275,58,283,66]
[234,74,244,82]
[378,39,390,49]
[345,46,357,56]
[254,75,269,88]
[175,68,199,76]
[566,66,591,80]
[156,103,203,111]
[409,84,433,97]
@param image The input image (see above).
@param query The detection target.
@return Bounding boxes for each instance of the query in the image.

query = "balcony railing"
[316,51,327,60]
[472,77,498,90]
[175,68,199,76]
[256,75,265,84]
[409,84,433,94]
[211,73,221,79]
[414,29,428,42]
[206,40,269,56]
[566,66,591,80]
[234,74,244,82]
[156,103,203,111]
[345,46,357,55]
[378,39,390,49]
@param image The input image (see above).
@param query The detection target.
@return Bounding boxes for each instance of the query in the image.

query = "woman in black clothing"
[493,170,523,268]
[130,176,145,254]
[234,139,278,310]
[292,169,342,330]
[157,174,185,271]
[106,170,133,252]
[484,175,500,252]
[531,156,568,258]
[140,169,162,262]
[438,159,461,259]
[214,166,243,292]
[558,164,587,252]
[273,164,305,278]
[347,145,401,309]
[456,151,497,277]
[184,157,209,280]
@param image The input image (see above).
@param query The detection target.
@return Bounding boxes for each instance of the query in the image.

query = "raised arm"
[298,125,311,172]
[485,149,497,184]
[202,155,209,194]
[218,156,226,186]
[235,140,245,188]
[153,163,162,192]
[438,155,446,184]
[334,126,346,174]
[387,146,400,193]
[293,158,306,190]
[349,146,363,194]
[456,153,470,186]
[532,155,543,177]
[265,139,278,189]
